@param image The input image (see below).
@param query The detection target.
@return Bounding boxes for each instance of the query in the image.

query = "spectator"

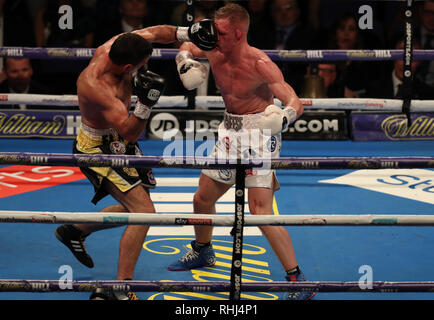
[33,0,96,95]
[416,0,434,88]
[317,63,340,97]
[325,12,382,98]
[170,1,224,26]
[93,0,151,47]
[304,62,344,98]
[0,58,53,109]
[249,0,316,50]
[34,0,95,48]
[366,37,434,100]
[0,0,36,81]
[307,0,386,40]
[2,0,36,47]
[245,0,272,43]
[249,0,318,94]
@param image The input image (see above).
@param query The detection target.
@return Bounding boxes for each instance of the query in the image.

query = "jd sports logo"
[149,113,180,139]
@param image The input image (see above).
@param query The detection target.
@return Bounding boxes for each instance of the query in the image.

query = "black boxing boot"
[55,224,94,268]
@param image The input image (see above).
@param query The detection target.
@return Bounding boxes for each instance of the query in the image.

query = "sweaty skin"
[73,25,178,282]
[76,26,177,142]
[182,18,303,116]
[180,17,303,272]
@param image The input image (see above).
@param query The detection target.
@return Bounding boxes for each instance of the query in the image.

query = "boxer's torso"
[77,46,132,129]
[207,45,274,115]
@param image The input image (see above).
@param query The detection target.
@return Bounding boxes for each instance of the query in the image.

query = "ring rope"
[0,279,433,293]
[2,47,434,61]
[0,153,433,169]
[1,211,434,226]
[1,93,434,112]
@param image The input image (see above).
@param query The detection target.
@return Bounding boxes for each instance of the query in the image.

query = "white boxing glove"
[260,104,298,135]
[176,50,208,90]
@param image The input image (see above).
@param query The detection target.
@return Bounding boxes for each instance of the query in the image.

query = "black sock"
[286,266,301,276]
[194,241,211,251]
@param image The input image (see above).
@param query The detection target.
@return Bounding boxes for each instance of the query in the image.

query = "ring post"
[229,162,246,301]
[402,0,415,126]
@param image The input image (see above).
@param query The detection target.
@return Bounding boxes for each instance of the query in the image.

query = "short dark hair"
[109,33,153,66]
[4,57,32,69]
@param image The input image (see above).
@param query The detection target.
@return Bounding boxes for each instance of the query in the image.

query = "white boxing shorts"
[202,111,281,191]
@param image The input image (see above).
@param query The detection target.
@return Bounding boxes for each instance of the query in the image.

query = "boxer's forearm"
[133,25,178,44]
[270,81,303,116]
[179,42,207,59]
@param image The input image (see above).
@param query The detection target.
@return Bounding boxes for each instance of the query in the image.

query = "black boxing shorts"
[73,123,156,204]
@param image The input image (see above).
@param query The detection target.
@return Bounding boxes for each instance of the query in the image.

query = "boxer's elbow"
[117,126,142,144]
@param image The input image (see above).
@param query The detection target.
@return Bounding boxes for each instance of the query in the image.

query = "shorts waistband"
[223,111,264,131]
[80,123,113,139]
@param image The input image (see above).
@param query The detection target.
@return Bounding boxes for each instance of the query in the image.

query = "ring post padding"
[402,0,415,124]
[229,164,246,301]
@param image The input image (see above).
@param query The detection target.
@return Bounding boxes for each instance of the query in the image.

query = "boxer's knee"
[248,189,273,215]
[193,190,215,213]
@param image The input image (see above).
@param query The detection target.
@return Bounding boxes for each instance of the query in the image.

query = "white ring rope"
[1,211,434,226]
[0,93,433,112]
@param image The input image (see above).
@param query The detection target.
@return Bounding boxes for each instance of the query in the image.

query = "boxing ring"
[1,137,434,303]
[1,133,434,301]
[2,11,434,303]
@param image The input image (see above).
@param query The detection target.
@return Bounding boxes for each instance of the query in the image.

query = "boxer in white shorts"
[202,111,281,190]
[168,3,316,300]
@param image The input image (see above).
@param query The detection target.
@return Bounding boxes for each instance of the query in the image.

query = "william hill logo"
[381,115,434,140]
[0,113,65,136]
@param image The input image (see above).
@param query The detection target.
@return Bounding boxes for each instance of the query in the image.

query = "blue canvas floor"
[0,138,433,300]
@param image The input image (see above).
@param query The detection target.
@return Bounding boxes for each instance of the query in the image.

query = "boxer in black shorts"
[53,21,217,300]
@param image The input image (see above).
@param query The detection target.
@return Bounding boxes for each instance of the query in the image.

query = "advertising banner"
[282,111,348,140]
[0,110,81,139]
[351,112,434,141]
[0,109,349,141]
[0,110,147,140]
[147,110,349,141]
